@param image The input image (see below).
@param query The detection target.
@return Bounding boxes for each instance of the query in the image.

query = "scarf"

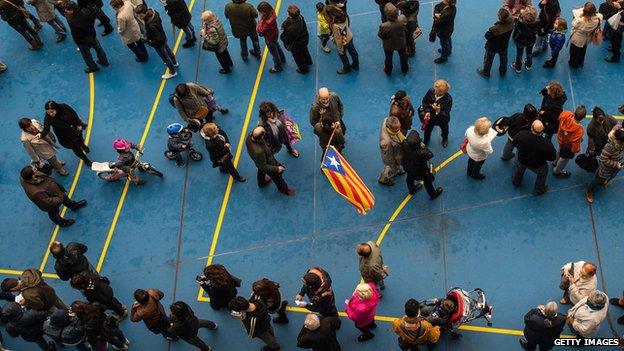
[386,127,406,142]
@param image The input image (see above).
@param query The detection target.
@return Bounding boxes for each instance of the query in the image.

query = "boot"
[28,39,42,51]
[33,33,44,47]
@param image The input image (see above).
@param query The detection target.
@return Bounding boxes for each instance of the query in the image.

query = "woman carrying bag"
[200,10,233,74]
[19,118,69,176]
[569,2,603,69]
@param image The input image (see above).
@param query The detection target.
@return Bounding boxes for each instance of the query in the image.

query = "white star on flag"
[327,155,341,170]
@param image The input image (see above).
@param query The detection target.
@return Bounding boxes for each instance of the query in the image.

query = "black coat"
[203,129,232,168]
[523,308,566,349]
[432,2,455,38]
[539,89,567,135]
[76,273,117,308]
[67,8,97,45]
[42,103,86,148]
[420,89,452,124]
[280,15,309,51]
[297,316,342,351]
[512,18,540,46]
[164,0,191,28]
[484,18,514,52]
[239,301,272,338]
[507,112,533,139]
[2,302,48,342]
[144,10,168,48]
[53,242,91,281]
[402,131,434,179]
[168,302,201,340]
[200,278,239,310]
[537,0,560,34]
[513,130,557,168]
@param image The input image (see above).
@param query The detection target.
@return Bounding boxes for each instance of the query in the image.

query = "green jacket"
[224,0,258,38]
[246,133,280,174]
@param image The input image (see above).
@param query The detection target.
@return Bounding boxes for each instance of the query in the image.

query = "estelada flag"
[321,146,375,214]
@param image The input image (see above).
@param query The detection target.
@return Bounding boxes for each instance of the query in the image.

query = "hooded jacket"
[143,9,168,48]
[239,300,272,338]
[378,3,407,51]
[539,88,567,135]
[280,13,309,51]
[2,301,49,342]
[402,130,433,178]
[432,1,456,37]
[251,278,282,312]
[485,17,514,51]
[15,269,65,311]
[523,307,566,349]
[556,111,583,154]
[567,296,608,338]
[298,267,337,317]
[163,0,191,28]
[168,302,203,339]
[224,0,258,38]
[53,242,91,281]
[296,316,342,351]
[392,316,440,345]
[597,130,624,179]
[586,111,618,156]
[43,309,86,345]
[345,283,380,328]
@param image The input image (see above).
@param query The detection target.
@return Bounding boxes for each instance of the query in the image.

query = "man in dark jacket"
[477,7,514,77]
[375,0,397,22]
[280,4,312,73]
[77,0,113,35]
[246,126,295,195]
[378,3,408,75]
[586,106,618,157]
[201,123,245,182]
[163,0,195,48]
[229,297,280,351]
[135,4,178,79]
[2,269,67,312]
[65,2,109,73]
[1,301,55,350]
[432,0,456,63]
[533,0,560,55]
[297,314,341,351]
[43,308,88,348]
[309,87,346,133]
[520,301,566,351]
[224,0,260,60]
[168,301,216,350]
[19,166,87,226]
[131,288,177,340]
[295,267,338,317]
[50,241,94,281]
[70,271,127,321]
[501,104,539,160]
[0,0,43,50]
[402,130,443,199]
[512,120,557,196]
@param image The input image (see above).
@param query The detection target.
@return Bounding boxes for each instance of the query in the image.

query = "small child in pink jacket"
[344,283,380,342]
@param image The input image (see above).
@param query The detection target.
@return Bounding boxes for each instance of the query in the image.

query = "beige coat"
[568,296,608,338]
[379,118,404,167]
[26,0,56,22]
[570,13,602,47]
[116,1,142,44]
[561,261,597,304]
[21,119,58,163]
[331,21,353,55]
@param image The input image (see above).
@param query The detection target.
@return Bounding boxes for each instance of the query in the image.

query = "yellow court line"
[586,114,624,120]
[196,0,283,302]
[38,73,96,273]
[0,268,59,280]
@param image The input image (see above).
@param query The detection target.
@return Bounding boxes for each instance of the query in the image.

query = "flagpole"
[320,125,338,167]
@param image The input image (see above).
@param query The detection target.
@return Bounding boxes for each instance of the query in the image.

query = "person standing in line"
[19,166,86,226]
[162,0,196,48]
[70,272,128,321]
[43,308,90,350]
[316,2,331,53]
[27,0,67,42]
[533,0,561,56]
[309,87,346,133]
[585,127,624,203]
[2,268,68,311]
[356,241,388,292]
[392,299,441,350]
[131,288,178,340]
[41,100,92,166]
[70,301,129,350]
[200,10,233,74]
[167,301,217,351]
[345,283,380,342]
[566,290,609,338]
[542,17,567,68]
[172,82,228,126]
[65,3,110,74]
[586,106,618,157]
[477,7,514,78]
[257,101,300,157]
[605,7,624,62]
[77,0,113,35]
[229,296,281,351]
[295,267,338,317]
[1,301,55,351]
[402,130,443,199]
[552,106,586,178]
[110,0,148,62]
[326,4,359,74]
[135,4,178,79]
[251,278,289,324]
[396,0,419,57]
[510,6,540,73]
[519,301,566,351]
[19,118,69,176]
[569,2,603,69]
[378,116,405,186]
[224,0,260,61]
[200,123,246,182]
[257,1,286,73]
[538,81,567,141]
[0,0,43,50]
[465,117,497,180]
[246,126,296,195]
[280,5,312,73]
[432,0,456,63]
[389,90,414,134]
[50,241,95,281]
[378,3,408,75]
[296,314,341,351]
[196,264,242,310]
[501,104,539,161]
[419,79,452,148]
[511,120,557,196]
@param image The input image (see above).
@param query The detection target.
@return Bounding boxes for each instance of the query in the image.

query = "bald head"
[252,126,266,139]
[531,120,544,134]
[318,87,329,99]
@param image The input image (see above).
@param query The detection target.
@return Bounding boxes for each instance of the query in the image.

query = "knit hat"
[50,309,71,328]
[1,302,23,322]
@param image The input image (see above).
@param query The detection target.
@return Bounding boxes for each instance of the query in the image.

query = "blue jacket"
[549,32,565,54]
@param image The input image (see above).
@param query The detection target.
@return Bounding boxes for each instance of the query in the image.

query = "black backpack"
[575,153,599,173]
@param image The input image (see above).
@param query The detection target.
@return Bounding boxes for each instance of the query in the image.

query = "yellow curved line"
[586,114,624,120]
[38,73,95,274]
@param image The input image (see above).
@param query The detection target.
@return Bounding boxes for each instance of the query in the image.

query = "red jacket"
[257,12,278,42]
[557,111,584,153]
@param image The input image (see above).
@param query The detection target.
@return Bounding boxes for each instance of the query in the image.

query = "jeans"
[514,42,533,68]
[257,326,280,350]
[512,162,549,194]
[423,119,449,144]
[154,44,177,73]
[215,49,233,70]
[257,169,290,194]
[48,16,67,35]
[383,47,408,74]
[266,39,286,69]
[127,40,148,60]
[501,137,515,160]
[8,19,37,42]
[47,195,79,225]
[482,48,508,75]
[439,35,452,58]
[553,149,572,174]
[239,32,260,58]
[182,22,195,41]
[569,43,587,68]
[339,40,359,69]
[77,39,108,70]
[181,319,215,351]
[467,157,485,178]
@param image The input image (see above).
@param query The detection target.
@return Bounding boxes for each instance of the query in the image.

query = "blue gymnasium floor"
[1,0,624,349]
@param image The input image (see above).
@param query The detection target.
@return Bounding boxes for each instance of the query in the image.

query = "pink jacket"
[344,283,380,328]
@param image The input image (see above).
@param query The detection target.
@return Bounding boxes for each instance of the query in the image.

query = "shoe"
[135,179,146,185]
[272,315,289,324]
[241,55,248,62]
[525,64,532,71]
[58,168,69,176]
[288,149,299,158]
[533,187,549,196]
[220,108,229,115]
[284,188,296,196]
[135,57,148,62]
[585,189,594,204]
[553,170,571,178]
[476,68,490,78]
[218,68,231,74]
[532,49,543,56]
[249,50,261,59]
[83,145,90,153]
[322,46,331,53]
[0,65,6,73]
[511,62,521,73]
[28,42,42,51]
[501,152,515,161]
[337,67,351,74]
[408,183,423,195]
[543,61,555,68]
[173,61,179,68]
[605,56,620,63]
[260,347,280,351]
[69,199,87,211]
[85,67,99,73]
[161,71,178,80]
[429,187,443,200]
[296,68,309,74]
[350,63,359,70]
[209,323,218,330]
[519,338,530,350]
[442,140,448,148]
[116,307,128,321]
[102,29,113,36]
[472,174,486,180]
[357,333,375,342]
[55,34,66,43]
[97,60,110,67]
[433,56,447,64]
[378,178,395,186]
[182,39,195,48]
[58,219,75,227]
[269,67,282,73]
[610,298,624,307]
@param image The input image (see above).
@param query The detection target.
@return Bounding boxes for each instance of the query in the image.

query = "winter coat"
[115,1,141,44]
[15,269,65,311]
[239,300,272,338]
[465,126,497,162]
[345,283,380,328]
[173,83,211,122]
[2,302,49,342]
[75,272,119,307]
[67,7,97,45]
[586,114,617,156]
[41,103,86,149]
[309,93,344,126]
[513,16,540,46]
[358,241,387,284]
[298,267,338,317]
[21,119,58,163]
[378,3,406,50]
[53,242,91,281]
[130,288,167,330]
[484,17,514,51]
[280,14,309,51]
[402,130,434,179]
[561,261,597,306]
[43,310,86,345]
[537,0,560,34]
[257,11,278,42]
[397,0,419,25]
[0,0,26,24]
[20,172,66,212]
[314,122,345,151]
[392,316,441,346]
[331,20,353,54]
[523,308,566,349]
[570,13,602,47]
[599,1,619,21]
[250,279,282,312]
[513,130,557,168]
[421,89,452,124]
[432,2,456,38]
[143,9,167,47]
[597,130,624,179]
[163,0,190,28]
[507,112,534,139]
[556,112,584,154]
[549,31,565,54]
[379,118,404,167]
[202,17,228,53]
[168,302,203,340]
[258,114,291,155]
[246,133,281,175]
[224,0,257,38]
[539,88,567,135]
[201,127,233,168]
[567,296,608,338]
[27,0,56,22]
[199,275,239,310]
[389,97,414,132]
[296,316,342,351]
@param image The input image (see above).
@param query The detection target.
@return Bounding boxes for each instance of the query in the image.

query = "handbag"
[281,111,302,145]
[33,161,53,175]
[412,26,422,40]
[559,262,574,291]
[575,153,599,172]
[608,11,622,31]
[592,26,603,45]
[460,137,468,153]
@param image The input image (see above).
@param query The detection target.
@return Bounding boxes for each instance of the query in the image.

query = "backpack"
[575,153,599,172]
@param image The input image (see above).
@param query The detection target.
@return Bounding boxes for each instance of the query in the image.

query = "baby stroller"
[420,287,493,338]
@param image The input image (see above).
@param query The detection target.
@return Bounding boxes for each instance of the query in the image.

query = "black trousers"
[423,119,449,144]
[219,158,242,180]
[406,173,436,198]
[95,7,113,32]
[127,40,148,60]
[215,49,233,70]
[467,157,485,178]
[568,43,587,68]
[383,47,408,74]
[482,48,507,75]
[356,321,376,337]
[68,137,92,166]
[611,30,623,58]
[181,319,216,351]
[257,169,289,194]
[47,195,78,224]
[291,47,313,72]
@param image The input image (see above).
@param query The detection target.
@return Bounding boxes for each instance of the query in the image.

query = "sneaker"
[337,67,351,74]
[161,71,178,80]
[511,62,521,73]
[322,46,331,53]
[476,68,490,78]
[605,56,620,63]
[209,323,218,330]
[525,64,532,71]
[173,62,179,68]
[218,68,231,74]
[235,176,246,182]
[58,218,75,227]
[269,67,282,73]
[429,187,443,200]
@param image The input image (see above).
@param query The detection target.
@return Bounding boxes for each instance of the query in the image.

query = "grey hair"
[543,301,558,318]
[386,116,401,129]
[304,314,321,331]
[588,290,607,307]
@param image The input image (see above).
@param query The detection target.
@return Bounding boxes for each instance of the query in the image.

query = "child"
[316,2,331,53]
[543,17,567,68]
[112,138,145,185]
[166,123,193,167]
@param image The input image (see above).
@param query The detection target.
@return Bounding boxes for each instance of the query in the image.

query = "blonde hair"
[474,117,492,136]
[201,10,215,21]
[520,5,537,22]
[356,284,373,300]
[433,80,450,95]
[201,123,218,137]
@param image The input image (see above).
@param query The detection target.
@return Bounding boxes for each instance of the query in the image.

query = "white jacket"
[568,296,608,338]
[561,261,597,305]
[465,126,497,162]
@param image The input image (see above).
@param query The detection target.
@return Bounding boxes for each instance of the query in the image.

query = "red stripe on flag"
[339,156,375,205]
